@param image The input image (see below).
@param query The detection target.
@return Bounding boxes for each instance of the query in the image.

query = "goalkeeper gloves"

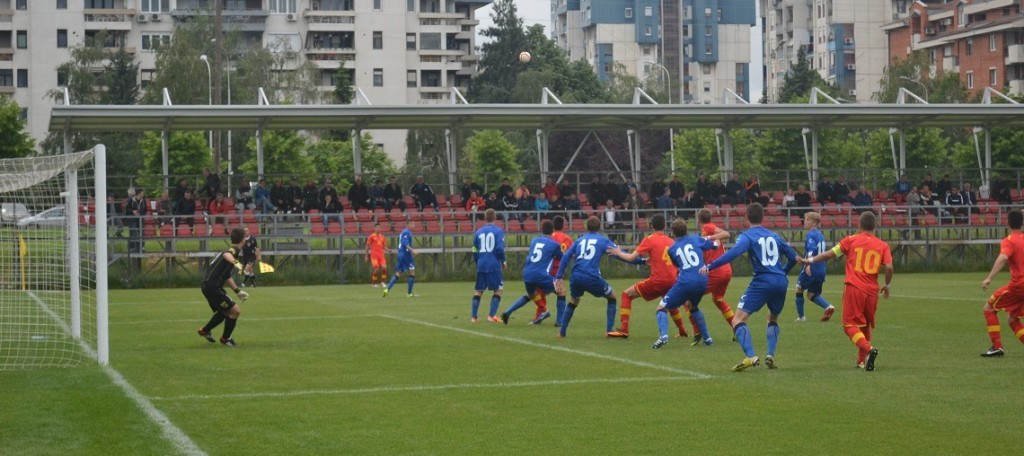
[236,290,250,301]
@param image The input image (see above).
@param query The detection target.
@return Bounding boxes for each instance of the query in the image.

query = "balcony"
[303,9,355,31]
[0,9,12,27]
[0,86,14,95]
[457,61,477,76]
[1006,44,1024,65]
[84,8,136,30]
[1010,79,1024,94]
[0,48,12,62]
[172,8,269,32]
[943,55,959,72]
[458,18,479,26]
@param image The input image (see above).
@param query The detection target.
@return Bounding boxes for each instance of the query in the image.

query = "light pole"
[199,54,213,151]
[225,64,232,181]
[899,76,928,101]
[644,60,675,172]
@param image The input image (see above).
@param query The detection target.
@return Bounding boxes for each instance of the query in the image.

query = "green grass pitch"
[2,272,1022,455]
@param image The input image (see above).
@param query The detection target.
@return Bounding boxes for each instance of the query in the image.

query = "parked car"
[1,202,31,225]
[17,206,65,229]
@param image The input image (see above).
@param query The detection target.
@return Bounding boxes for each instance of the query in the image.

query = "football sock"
[533,294,547,320]
[202,312,226,333]
[386,275,398,291]
[844,325,873,354]
[687,311,700,335]
[370,272,377,285]
[1009,318,1024,345]
[734,323,755,357]
[668,308,687,335]
[714,299,735,325]
[656,309,670,339]
[471,296,481,319]
[555,296,566,326]
[984,309,1003,349]
[406,276,415,295]
[223,317,237,340]
[794,292,805,318]
[506,296,529,316]
[766,321,780,357]
[811,295,832,310]
[489,295,502,318]
[619,291,633,332]
[606,299,618,333]
[691,308,710,342]
[560,304,577,337]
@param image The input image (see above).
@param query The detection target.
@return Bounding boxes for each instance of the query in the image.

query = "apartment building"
[884,0,1024,96]
[0,0,491,163]
[760,0,891,102]
[552,0,755,104]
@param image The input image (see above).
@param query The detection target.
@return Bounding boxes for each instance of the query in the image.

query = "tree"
[470,0,528,103]
[464,130,522,185]
[0,97,35,159]
[240,131,312,177]
[307,134,398,190]
[139,131,211,193]
[777,47,837,103]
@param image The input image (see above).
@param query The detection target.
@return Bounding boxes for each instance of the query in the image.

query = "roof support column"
[353,129,363,175]
[256,129,264,178]
[716,128,733,182]
[445,129,458,195]
[161,88,173,195]
[536,129,549,183]
[627,129,641,185]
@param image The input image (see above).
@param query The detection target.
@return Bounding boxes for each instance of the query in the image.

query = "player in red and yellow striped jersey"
[980,209,1024,357]
[366,223,390,287]
[544,216,574,325]
[695,209,738,342]
[605,214,690,338]
[802,211,892,371]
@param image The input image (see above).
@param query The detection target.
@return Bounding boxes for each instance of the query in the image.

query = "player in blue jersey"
[794,212,836,322]
[703,203,798,371]
[499,219,563,324]
[652,218,721,349]
[554,216,639,338]
[471,209,507,323]
[383,220,417,298]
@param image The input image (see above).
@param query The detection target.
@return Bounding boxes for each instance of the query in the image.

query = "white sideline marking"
[149,376,690,401]
[111,314,378,326]
[26,292,206,456]
[890,294,976,302]
[378,314,713,380]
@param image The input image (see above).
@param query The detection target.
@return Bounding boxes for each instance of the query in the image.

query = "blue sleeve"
[495,232,506,264]
[781,238,799,274]
[552,243,563,260]
[708,234,749,270]
[555,241,577,279]
[701,238,718,251]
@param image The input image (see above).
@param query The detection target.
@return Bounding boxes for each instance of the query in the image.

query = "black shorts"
[241,255,256,266]
[202,284,236,313]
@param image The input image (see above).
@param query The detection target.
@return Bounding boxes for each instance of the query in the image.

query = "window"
[645,26,652,36]
[990,34,997,52]
[374,0,382,10]
[0,70,12,86]
[406,33,416,50]
[269,0,297,14]
[407,70,417,88]
[705,26,712,36]
[408,0,415,12]
[19,108,27,121]
[16,0,26,9]
[17,69,27,88]
[373,31,382,50]
[373,68,383,87]
[682,25,689,37]
[644,6,652,17]
[57,29,68,48]
[705,44,712,55]
[142,34,171,51]
[718,8,723,21]
[625,7,632,18]
[140,69,155,89]
[990,67,997,86]
[420,33,441,50]
[702,64,711,75]
[966,38,973,56]
[57,69,67,86]
[57,0,67,9]
[140,0,169,12]
[16,31,26,49]
[966,71,974,89]
[642,45,651,56]
[85,0,114,8]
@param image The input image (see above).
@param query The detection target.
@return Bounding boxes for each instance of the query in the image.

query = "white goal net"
[0,146,108,369]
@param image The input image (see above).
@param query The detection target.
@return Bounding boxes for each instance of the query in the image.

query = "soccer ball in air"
[519,51,531,63]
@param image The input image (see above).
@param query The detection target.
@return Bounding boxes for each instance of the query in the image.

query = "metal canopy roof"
[48,103,1024,133]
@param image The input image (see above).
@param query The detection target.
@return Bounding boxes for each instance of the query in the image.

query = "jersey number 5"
[530,243,544,262]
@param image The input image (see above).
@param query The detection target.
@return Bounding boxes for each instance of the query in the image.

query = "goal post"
[0,144,108,368]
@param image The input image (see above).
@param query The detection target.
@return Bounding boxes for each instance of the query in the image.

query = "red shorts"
[988,285,1024,318]
[706,272,731,300]
[634,278,675,301]
[842,285,878,328]
[370,254,387,269]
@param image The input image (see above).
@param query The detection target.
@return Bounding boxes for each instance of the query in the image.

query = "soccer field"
[1,272,1021,455]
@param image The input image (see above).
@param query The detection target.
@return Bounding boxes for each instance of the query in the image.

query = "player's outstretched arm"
[707,234,749,271]
[982,254,1009,289]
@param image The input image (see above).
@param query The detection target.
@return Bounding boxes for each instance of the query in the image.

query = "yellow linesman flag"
[19,234,27,257]
[258,261,275,274]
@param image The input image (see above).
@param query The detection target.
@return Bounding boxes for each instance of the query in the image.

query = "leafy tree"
[307,134,398,190]
[605,62,644,103]
[777,47,837,103]
[139,131,211,193]
[0,97,35,159]
[471,0,528,103]
[464,130,522,185]
[105,47,139,105]
[240,130,312,177]
[333,64,354,105]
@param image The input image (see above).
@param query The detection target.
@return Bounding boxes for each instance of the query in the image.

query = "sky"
[476,0,764,102]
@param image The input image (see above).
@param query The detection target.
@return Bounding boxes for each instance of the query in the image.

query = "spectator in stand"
[235,180,255,213]
[550,192,566,213]
[622,176,638,197]
[383,176,407,212]
[656,187,674,211]
[125,188,146,253]
[605,174,622,205]
[695,173,719,206]
[962,182,978,213]
[320,194,342,230]
[534,193,550,219]
[497,178,515,199]
[919,185,938,216]
[461,176,484,203]
[287,196,306,219]
[301,178,320,212]
[270,178,288,212]
[602,199,620,233]
[502,188,524,229]
[832,175,852,204]
[992,175,1012,205]
[745,174,769,206]
[207,192,233,231]
[906,186,923,218]
[318,179,339,208]
[286,178,303,210]
[625,186,643,209]
[410,175,440,211]
[782,188,796,207]
[725,173,745,205]
[254,179,276,214]
[669,174,686,200]
[517,186,534,220]
[853,188,874,214]
[588,175,605,207]
[816,175,834,205]
[649,176,667,202]
[156,192,173,230]
[711,178,728,206]
[557,180,574,201]
[564,193,582,219]
[920,174,936,196]
[485,191,500,212]
[894,175,911,197]
[465,190,485,212]
[794,184,812,218]
[174,190,197,233]
[108,196,125,237]
[935,174,952,198]
[201,167,221,206]
[172,177,190,214]
[368,178,385,210]
[619,199,636,234]
[946,185,966,219]
[542,176,560,202]
[347,175,370,212]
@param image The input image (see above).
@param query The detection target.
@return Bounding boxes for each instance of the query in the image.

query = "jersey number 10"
[852,247,882,274]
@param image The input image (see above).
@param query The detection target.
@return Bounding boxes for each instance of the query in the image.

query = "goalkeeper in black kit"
[197,228,249,347]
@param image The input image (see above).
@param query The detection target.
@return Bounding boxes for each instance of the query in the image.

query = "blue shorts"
[797,274,824,295]
[569,275,613,299]
[737,275,789,316]
[474,271,504,291]
[525,280,555,297]
[659,281,707,312]
[395,255,415,273]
